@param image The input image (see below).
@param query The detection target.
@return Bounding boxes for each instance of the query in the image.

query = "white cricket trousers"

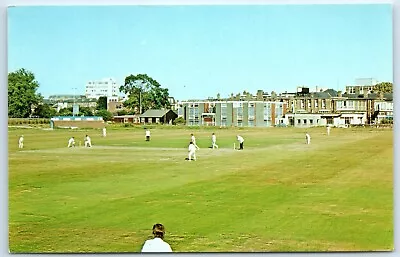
[188,151,196,161]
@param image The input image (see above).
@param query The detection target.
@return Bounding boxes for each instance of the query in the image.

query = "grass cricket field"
[8,125,393,253]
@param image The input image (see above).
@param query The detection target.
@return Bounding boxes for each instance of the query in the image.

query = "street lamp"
[72,87,77,116]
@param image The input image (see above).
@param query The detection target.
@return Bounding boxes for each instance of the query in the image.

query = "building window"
[307,100,311,108]
[310,119,313,124]
[303,119,307,124]
[345,117,350,125]
[322,100,326,109]
[297,119,301,124]
[314,100,318,108]
[301,100,305,109]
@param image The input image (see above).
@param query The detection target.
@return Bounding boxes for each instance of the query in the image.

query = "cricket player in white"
[190,133,200,150]
[188,141,197,161]
[237,135,244,150]
[211,133,218,149]
[102,127,107,137]
[84,135,92,147]
[326,125,331,136]
[68,137,75,147]
[141,224,172,253]
[145,129,151,141]
[18,135,24,149]
[305,133,311,145]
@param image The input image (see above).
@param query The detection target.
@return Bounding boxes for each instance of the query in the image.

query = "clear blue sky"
[8,4,392,101]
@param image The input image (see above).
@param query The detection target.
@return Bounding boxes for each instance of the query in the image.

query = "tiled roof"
[140,109,169,118]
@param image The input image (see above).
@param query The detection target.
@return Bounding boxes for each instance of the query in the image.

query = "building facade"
[178,87,393,128]
[85,78,119,99]
[179,101,288,127]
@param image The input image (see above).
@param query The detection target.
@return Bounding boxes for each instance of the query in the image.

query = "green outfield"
[8,125,393,253]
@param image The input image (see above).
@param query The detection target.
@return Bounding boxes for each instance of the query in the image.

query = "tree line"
[8,68,171,120]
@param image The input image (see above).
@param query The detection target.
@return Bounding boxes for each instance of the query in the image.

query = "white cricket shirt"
[188,144,196,152]
[141,238,172,253]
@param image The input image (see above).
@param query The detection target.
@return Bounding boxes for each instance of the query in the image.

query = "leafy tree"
[173,117,186,125]
[79,106,94,116]
[96,109,113,121]
[217,93,221,100]
[96,96,108,110]
[33,103,57,118]
[117,110,128,116]
[374,82,393,93]
[119,74,170,114]
[58,107,73,116]
[8,68,42,118]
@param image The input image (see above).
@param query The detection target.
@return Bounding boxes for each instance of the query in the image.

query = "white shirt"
[68,138,75,144]
[306,134,310,139]
[188,144,196,152]
[85,136,91,143]
[237,136,244,143]
[191,135,196,143]
[146,130,151,136]
[19,137,24,143]
[141,238,172,253]
[212,135,216,142]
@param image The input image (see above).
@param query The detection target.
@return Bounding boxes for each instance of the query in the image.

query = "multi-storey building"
[179,101,287,127]
[284,89,340,127]
[345,78,379,94]
[85,78,119,99]
[374,95,394,123]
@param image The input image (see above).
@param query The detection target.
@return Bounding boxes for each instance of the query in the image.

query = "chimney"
[256,90,263,101]
[355,86,360,95]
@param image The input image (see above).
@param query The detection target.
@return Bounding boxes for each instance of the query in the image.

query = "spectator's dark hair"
[152,223,165,239]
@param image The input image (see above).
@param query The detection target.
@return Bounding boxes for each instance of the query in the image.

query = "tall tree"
[96,96,108,110]
[8,68,42,118]
[374,82,393,93]
[119,74,170,114]
[33,103,57,118]
[96,109,113,121]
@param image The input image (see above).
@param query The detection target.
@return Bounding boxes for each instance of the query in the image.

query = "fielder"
[326,125,331,136]
[190,133,200,150]
[68,137,76,147]
[102,127,107,137]
[84,135,92,147]
[237,135,244,150]
[211,133,219,149]
[305,132,311,145]
[188,141,197,161]
[145,129,151,141]
[18,135,24,149]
